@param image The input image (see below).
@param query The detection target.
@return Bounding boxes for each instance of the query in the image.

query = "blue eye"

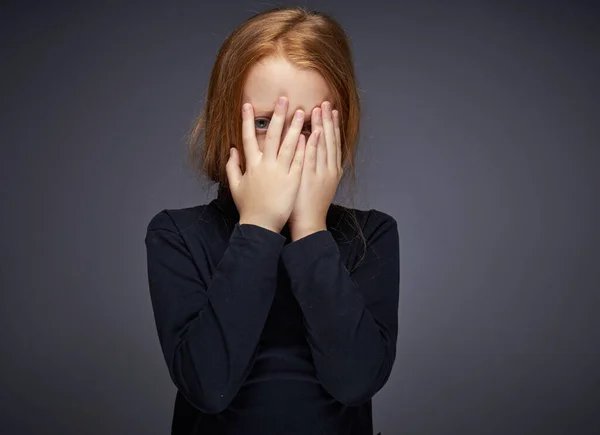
[254,118,312,133]
[255,118,269,130]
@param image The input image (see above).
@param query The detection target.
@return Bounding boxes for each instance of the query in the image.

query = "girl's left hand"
[288,101,344,241]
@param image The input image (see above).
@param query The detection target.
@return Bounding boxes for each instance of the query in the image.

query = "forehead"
[242,55,332,114]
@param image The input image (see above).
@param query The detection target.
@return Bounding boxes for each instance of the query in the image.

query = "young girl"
[145,6,399,435]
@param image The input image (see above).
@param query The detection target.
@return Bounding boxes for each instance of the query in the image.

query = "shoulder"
[146,202,219,236]
[327,204,398,272]
[328,203,398,241]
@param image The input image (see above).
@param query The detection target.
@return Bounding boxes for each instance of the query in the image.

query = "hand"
[288,101,344,240]
[226,97,307,233]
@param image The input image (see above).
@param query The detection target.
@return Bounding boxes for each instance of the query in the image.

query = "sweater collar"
[215,183,239,220]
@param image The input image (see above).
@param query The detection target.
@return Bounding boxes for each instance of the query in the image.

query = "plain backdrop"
[1,0,599,434]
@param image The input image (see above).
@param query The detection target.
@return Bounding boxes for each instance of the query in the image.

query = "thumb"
[225,147,242,191]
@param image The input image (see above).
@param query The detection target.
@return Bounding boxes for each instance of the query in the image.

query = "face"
[242,55,333,151]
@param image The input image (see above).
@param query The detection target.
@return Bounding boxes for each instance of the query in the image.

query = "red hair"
[188,6,361,187]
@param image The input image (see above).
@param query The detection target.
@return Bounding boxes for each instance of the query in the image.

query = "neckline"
[215,183,239,220]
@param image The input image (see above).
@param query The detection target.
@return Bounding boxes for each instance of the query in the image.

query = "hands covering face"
[228,97,342,240]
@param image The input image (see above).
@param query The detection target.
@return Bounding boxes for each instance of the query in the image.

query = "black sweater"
[144,187,399,435]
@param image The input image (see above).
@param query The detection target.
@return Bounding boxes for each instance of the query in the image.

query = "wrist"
[289,222,327,241]
[239,216,281,234]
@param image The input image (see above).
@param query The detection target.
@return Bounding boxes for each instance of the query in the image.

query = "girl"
[145,6,399,435]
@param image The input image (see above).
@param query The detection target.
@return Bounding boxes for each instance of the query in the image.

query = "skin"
[242,55,344,241]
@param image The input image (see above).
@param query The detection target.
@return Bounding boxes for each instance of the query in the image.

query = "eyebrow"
[252,109,276,117]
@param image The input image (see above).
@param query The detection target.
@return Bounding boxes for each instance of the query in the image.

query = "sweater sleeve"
[280,211,400,406]
[145,210,285,414]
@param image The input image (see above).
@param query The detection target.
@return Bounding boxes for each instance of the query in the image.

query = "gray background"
[1,0,599,434]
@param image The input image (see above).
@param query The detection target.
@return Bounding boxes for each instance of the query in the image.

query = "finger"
[279,109,305,169]
[263,96,288,162]
[333,109,342,172]
[290,133,306,175]
[312,107,327,174]
[241,103,260,164]
[321,101,337,172]
[225,147,242,191]
[304,128,320,174]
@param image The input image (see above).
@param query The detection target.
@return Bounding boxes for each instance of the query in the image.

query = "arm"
[280,210,400,406]
[145,210,285,414]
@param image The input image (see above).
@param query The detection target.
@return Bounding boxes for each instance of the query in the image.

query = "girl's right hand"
[226,96,307,233]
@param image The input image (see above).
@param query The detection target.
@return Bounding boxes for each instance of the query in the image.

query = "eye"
[254,119,312,134]
[255,118,269,130]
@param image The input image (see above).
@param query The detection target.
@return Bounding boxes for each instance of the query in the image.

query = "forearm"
[147,219,285,413]
[292,257,395,405]
[280,223,399,406]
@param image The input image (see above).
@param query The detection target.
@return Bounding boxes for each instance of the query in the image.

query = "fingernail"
[278,97,287,106]
[295,110,304,120]
[243,103,250,112]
